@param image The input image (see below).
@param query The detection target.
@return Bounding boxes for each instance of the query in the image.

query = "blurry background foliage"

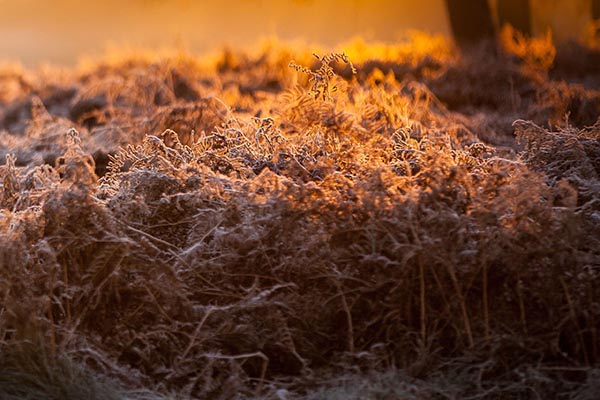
[0,0,596,66]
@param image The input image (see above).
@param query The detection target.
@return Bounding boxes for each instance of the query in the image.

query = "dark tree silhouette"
[593,0,600,20]
[446,0,533,47]
[445,0,495,47]
[497,0,531,35]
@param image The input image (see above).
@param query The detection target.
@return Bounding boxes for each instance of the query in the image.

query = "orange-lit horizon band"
[0,0,596,66]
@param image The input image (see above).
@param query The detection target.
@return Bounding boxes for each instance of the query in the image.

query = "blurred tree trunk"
[445,0,495,47]
[593,0,600,20]
[497,0,531,35]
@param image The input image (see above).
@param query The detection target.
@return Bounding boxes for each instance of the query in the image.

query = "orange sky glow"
[0,0,594,66]
[0,0,447,66]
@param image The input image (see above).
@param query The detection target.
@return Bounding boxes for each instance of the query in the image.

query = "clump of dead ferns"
[289,52,357,101]
[0,39,599,399]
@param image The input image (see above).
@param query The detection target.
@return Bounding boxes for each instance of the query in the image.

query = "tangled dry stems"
[0,34,599,398]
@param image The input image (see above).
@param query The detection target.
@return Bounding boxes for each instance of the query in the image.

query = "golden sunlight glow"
[0,0,448,66]
[1,0,596,66]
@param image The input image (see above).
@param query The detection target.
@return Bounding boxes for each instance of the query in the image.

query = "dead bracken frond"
[289,52,357,101]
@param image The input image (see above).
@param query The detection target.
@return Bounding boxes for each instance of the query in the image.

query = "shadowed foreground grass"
[1,31,599,398]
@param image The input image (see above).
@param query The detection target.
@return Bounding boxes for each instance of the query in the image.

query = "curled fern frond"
[289,52,357,101]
